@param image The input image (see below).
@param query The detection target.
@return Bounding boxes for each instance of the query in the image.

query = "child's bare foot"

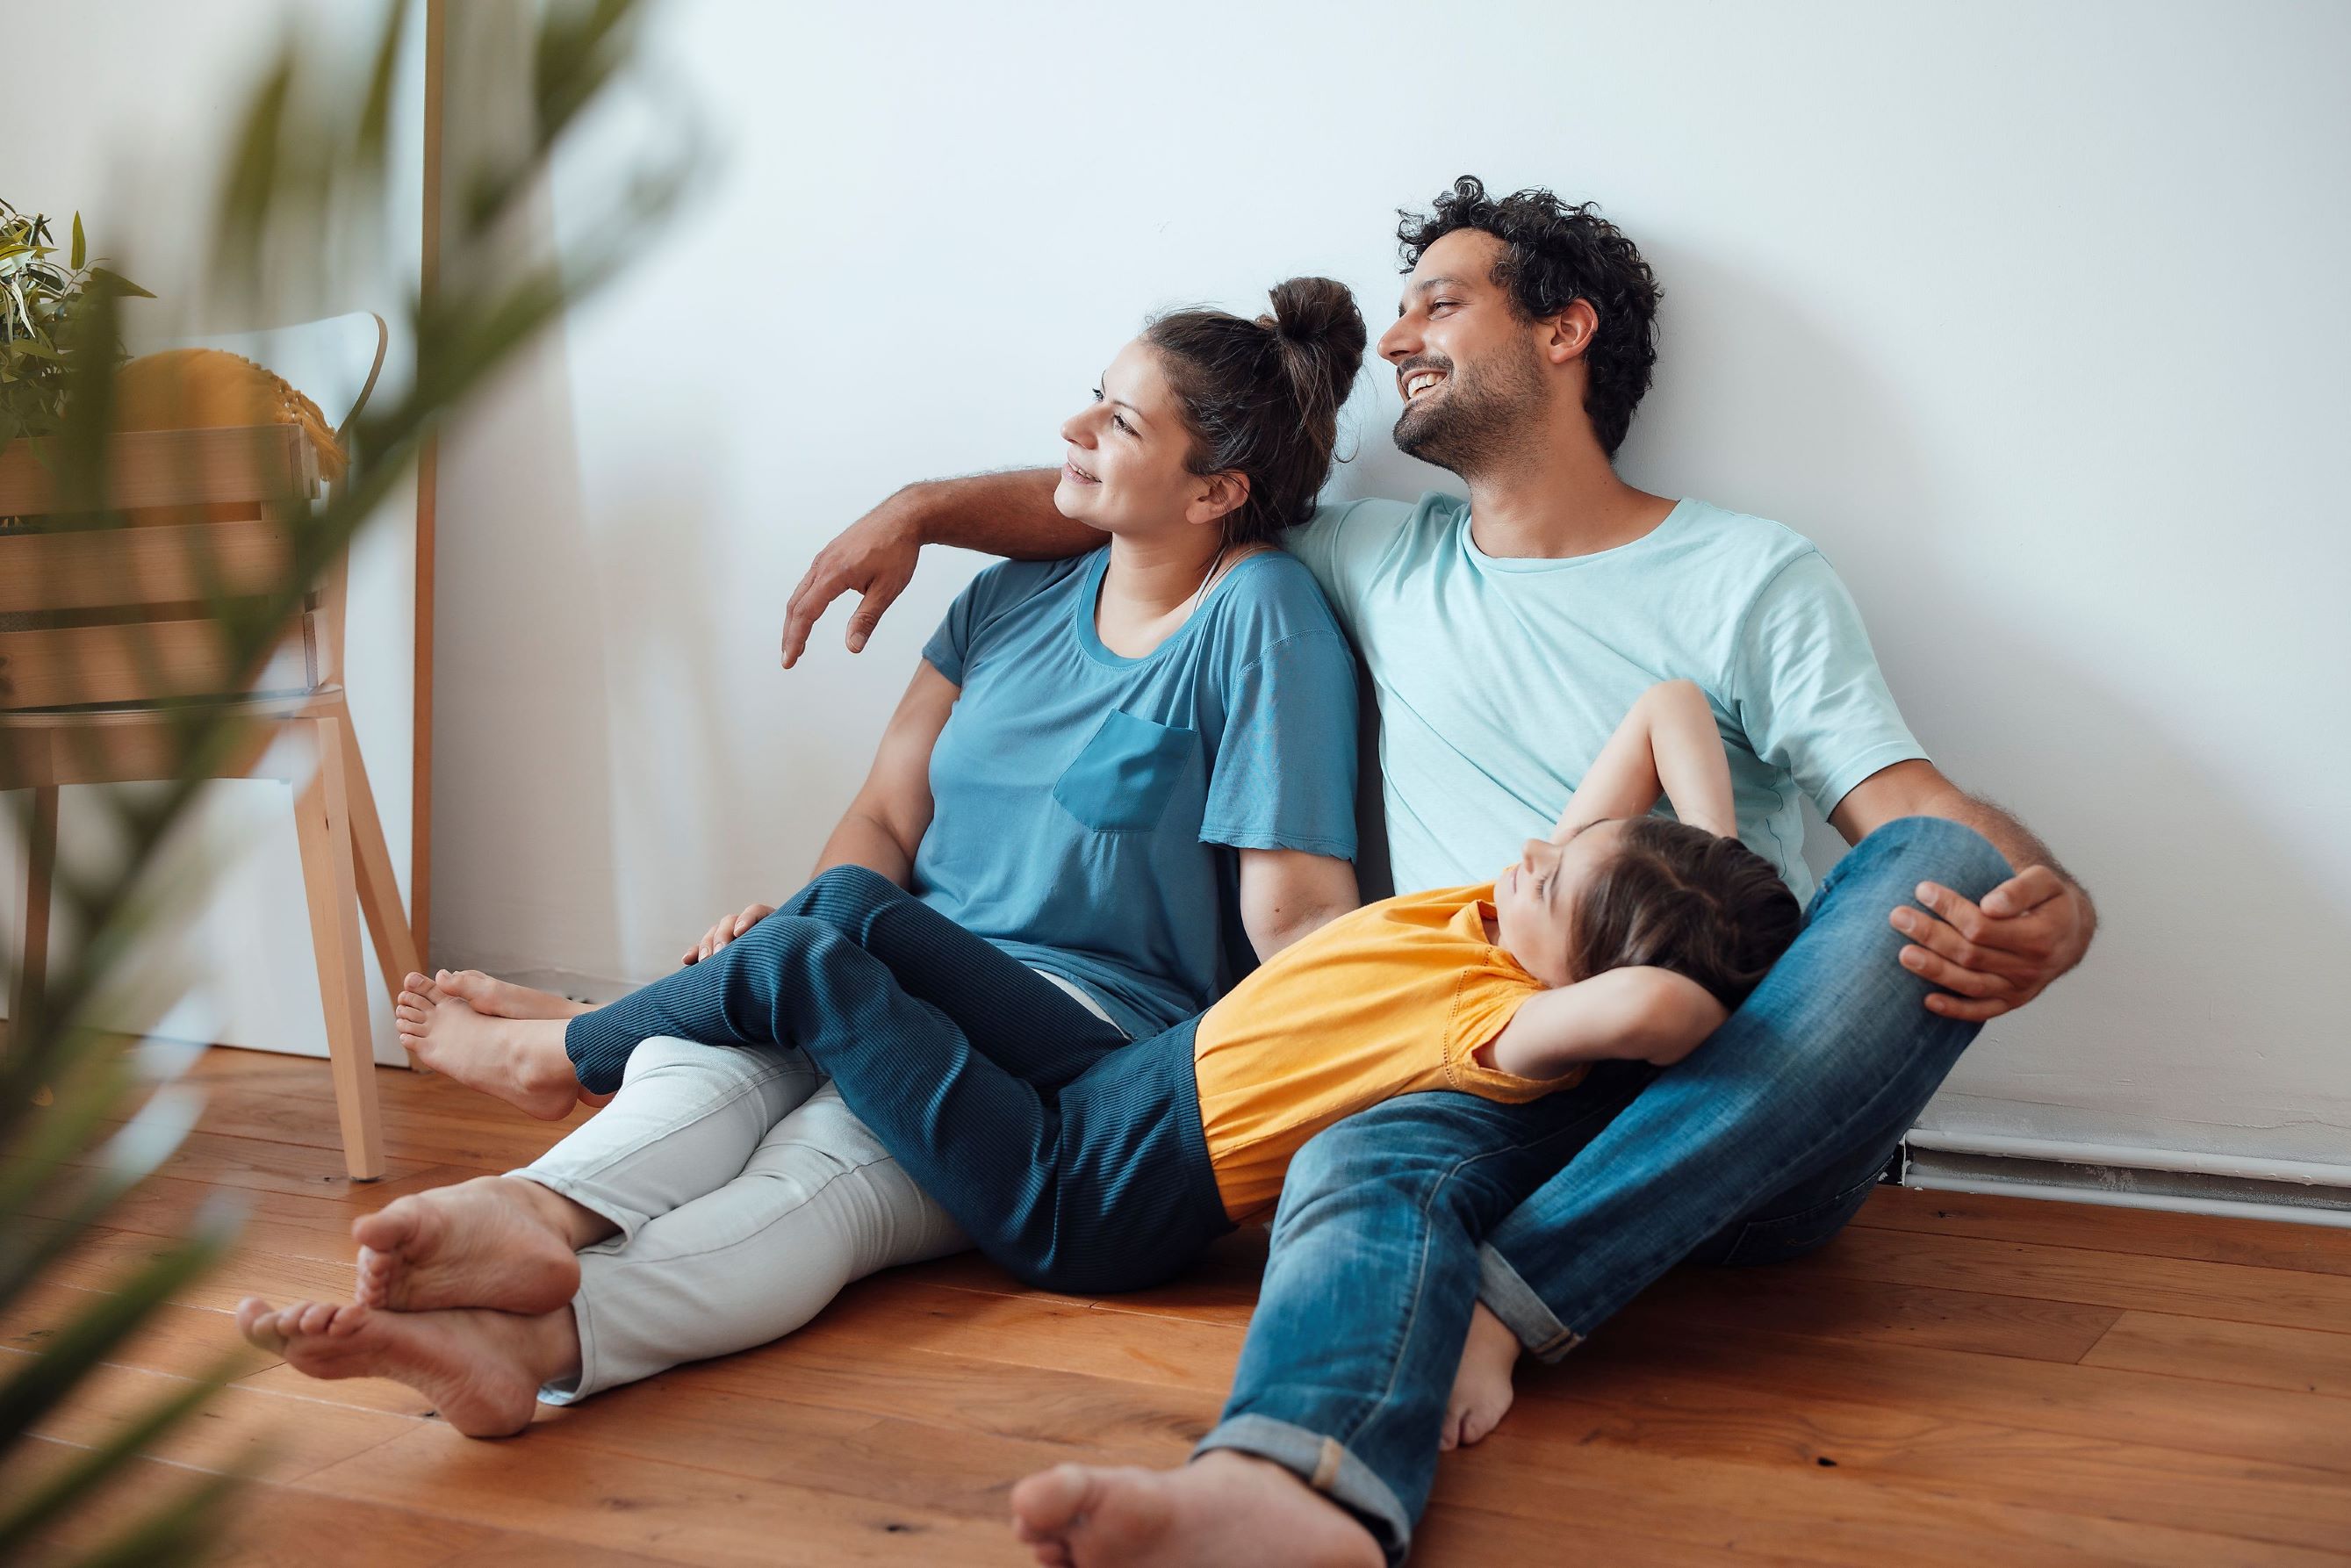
[394,980,580,1120]
[1441,1301,1522,1450]
[1010,1449,1382,1568]
[430,968,589,1021]
[353,1176,595,1313]
[234,1296,572,1439]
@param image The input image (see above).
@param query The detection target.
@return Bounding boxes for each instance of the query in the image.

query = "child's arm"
[1552,680,1737,841]
[1479,967,1729,1078]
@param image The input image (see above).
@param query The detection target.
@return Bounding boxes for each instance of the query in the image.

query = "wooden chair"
[1,314,416,1180]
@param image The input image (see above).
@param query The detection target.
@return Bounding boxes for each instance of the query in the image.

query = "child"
[397,680,1801,1295]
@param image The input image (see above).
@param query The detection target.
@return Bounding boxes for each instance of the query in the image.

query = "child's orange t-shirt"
[1191,883,1585,1221]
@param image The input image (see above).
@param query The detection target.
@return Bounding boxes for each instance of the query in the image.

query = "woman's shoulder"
[1205,548,1349,651]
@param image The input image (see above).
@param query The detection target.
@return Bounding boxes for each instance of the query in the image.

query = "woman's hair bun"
[1262,276,1366,411]
[1143,276,1366,550]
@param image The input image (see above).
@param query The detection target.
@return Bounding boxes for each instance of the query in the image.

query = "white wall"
[4,1,422,1065]
[429,0,2350,1168]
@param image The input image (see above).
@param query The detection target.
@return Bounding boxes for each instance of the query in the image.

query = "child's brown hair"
[1568,818,1802,1011]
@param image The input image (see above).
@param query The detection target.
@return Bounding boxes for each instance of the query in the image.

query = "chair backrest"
[0,313,386,715]
[170,312,389,445]
[0,426,320,712]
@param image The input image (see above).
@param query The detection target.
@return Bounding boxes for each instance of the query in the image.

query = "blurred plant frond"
[1,2,694,1561]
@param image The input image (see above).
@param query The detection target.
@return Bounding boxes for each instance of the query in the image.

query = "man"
[780,177,2092,1567]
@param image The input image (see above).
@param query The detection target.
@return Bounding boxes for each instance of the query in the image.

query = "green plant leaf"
[0,1331,250,1548]
[69,212,84,271]
[83,268,154,300]
[56,1462,249,1568]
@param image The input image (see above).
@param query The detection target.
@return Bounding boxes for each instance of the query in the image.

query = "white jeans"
[509,1037,959,1399]
[514,974,1115,1401]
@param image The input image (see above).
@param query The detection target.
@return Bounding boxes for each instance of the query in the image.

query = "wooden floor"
[11,1047,2351,1565]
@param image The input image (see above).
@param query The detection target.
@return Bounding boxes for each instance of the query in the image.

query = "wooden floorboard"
[11,1047,2350,1564]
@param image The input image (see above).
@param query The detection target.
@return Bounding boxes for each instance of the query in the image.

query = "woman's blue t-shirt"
[915,546,1358,1039]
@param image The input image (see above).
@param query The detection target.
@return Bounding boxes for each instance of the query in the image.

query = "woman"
[237,278,1370,1435]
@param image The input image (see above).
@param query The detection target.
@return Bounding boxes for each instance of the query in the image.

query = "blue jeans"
[564,866,1233,1293]
[1196,816,2013,1563]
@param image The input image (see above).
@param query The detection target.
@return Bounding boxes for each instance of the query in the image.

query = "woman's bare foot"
[1442,1301,1522,1450]
[1009,1450,1382,1568]
[234,1296,576,1439]
[352,1176,602,1313]
[394,981,581,1120]
[428,968,590,1021]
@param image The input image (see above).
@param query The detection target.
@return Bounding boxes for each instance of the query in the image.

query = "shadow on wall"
[586,457,781,974]
[1663,244,2346,1147]
[430,303,630,983]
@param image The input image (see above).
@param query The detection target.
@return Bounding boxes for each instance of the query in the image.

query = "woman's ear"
[1188,470,1251,528]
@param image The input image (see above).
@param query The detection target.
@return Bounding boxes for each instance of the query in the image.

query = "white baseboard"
[1897,1133,2351,1230]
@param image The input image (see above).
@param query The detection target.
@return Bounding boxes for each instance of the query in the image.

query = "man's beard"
[1392,342,1549,481]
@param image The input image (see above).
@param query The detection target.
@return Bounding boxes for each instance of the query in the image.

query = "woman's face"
[1055,339,1232,538]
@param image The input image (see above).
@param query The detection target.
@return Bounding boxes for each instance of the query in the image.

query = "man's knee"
[1831,815,2012,905]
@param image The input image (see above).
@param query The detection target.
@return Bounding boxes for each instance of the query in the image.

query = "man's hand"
[684,903,776,966]
[1890,866,2092,1021]
[781,493,922,667]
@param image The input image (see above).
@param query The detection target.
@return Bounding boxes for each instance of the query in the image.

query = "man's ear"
[1188,470,1251,528]
[1539,298,1600,366]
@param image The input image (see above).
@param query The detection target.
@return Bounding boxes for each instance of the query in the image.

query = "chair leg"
[324,699,422,1009]
[8,786,60,1061]
[291,716,386,1181]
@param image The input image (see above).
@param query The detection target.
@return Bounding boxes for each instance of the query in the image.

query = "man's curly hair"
[1398,177,1662,456]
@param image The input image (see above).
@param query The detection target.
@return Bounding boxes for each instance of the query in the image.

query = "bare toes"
[236,1298,286,1351]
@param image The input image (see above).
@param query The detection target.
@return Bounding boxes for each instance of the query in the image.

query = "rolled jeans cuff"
[1193,1413,1413,1568]
[1477,1241,1583,1363]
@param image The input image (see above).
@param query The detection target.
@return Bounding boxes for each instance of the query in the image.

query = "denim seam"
[544,1285,597,1405]
[1193,1413,1413,1567]
[1326,1097,1630,1452]
[580,1157,882,1275]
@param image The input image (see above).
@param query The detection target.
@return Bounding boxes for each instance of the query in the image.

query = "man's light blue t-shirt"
[1286,493,1925,906]
[916,547,1358,1039]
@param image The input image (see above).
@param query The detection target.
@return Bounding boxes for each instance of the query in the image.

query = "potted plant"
[0,199,151,455]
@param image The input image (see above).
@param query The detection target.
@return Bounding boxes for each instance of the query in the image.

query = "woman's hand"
[684,903,775,965]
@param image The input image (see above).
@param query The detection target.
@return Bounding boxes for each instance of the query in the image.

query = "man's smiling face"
[1377,227,1550,479]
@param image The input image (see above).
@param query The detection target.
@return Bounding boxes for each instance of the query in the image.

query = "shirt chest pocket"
[1053,709,1199,834]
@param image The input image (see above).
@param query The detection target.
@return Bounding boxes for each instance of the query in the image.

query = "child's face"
[1493,820,1628,988]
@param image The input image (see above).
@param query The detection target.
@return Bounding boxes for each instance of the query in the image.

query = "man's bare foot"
[1442,1301,1522,1450]
[1010,1449,1382,1568]
[428,968,590,1022]
[234,1296,576,1439]
[352,1176,600,1313]
[394,981,581,1120]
